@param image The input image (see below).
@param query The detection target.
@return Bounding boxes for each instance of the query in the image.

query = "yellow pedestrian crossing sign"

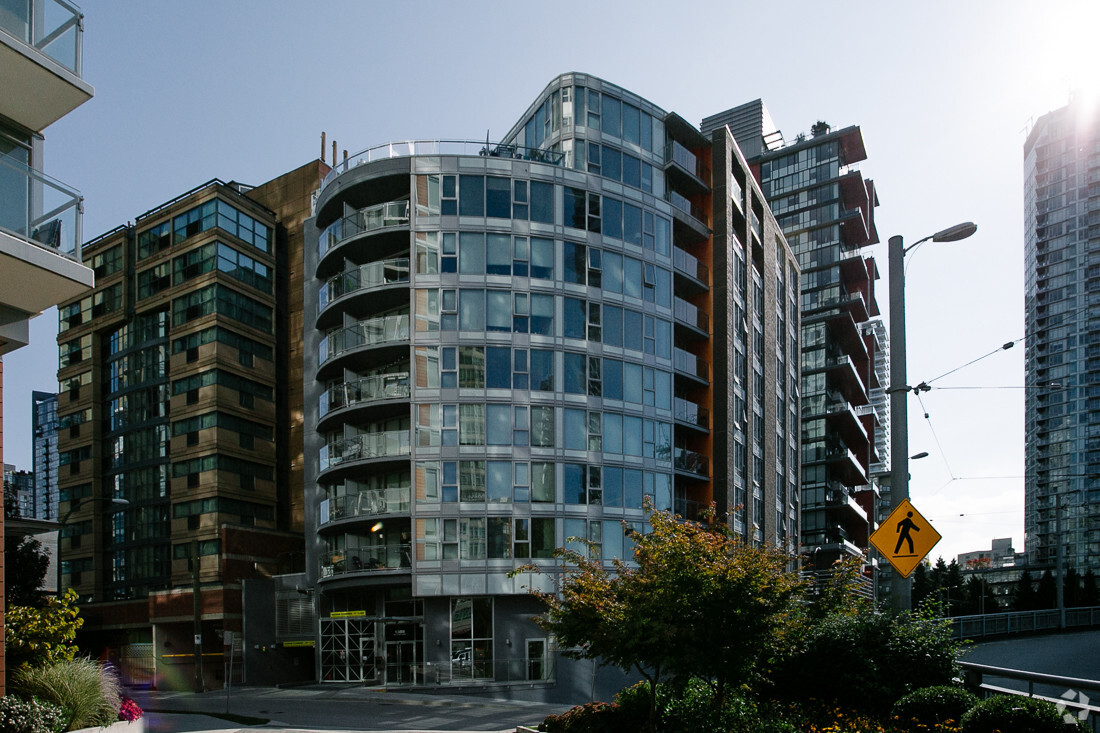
[869,498,941,578]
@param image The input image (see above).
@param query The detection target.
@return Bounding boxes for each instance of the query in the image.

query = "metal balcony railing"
[320,542,411,576]
[319,314,410,364]
[0,0,83,74]
[319,258,411,310]
[664,189,709,228]
[319,201,409,257]
[0,153,82,262]
[673,247,709,285]
[322,140,565,189]
[673,348,709,381]
[673,297,709,333]
[319,372,411,418]
[323,486,412,523]
[319,430,411,471]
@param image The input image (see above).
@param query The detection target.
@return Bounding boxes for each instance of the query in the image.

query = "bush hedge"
[0,695,66,733]
[960,694,1088,732]
[892,685,978,729]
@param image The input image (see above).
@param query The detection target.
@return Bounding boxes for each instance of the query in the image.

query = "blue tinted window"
[487,407,511,446]
[564,297,586,339]
[603,359,623,400]
[564,187,586,230]
[486,177,510,218]
[603,96,621,137]
[604,467,623,507]
[564,351,586,393]
[486,347,511,388]
[459,232,484,274]
[603,198,622,241]
[604,306,623,347]
[624,204,643,247]
[625,469,643,508]
[564,410,586,451]
[530,349,554,391]
[530,182,554,224]
[623,104,640,145]
[487,460,511,502]
[603,147,621,182]
[624,310,643,351]
[564,464,585,504]
[623,154,641,188]
[564,242,585,284]
[459,176,484,216]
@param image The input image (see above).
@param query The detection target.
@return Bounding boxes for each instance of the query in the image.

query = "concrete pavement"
[130,684,570,733]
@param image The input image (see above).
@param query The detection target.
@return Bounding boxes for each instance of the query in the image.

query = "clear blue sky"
[6,0,1098,562]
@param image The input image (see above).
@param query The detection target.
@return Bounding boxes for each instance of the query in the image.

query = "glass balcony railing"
[673,297,709,333]
[319,200,409,258]
[664,189,709,227]
[673,348,709,381]
[673,397,709,429]
[322,140,565,189]
[0,0,83,74]
[665,140,711,182]
[319,314,410,364]
[319,430,411,471]
[0,153,82,262]
[319,372,411,418]
[320,543,411,576]
[674,448,709,477]
[319,258,410,310]
[672,247,709,285]
[323,486,412,523]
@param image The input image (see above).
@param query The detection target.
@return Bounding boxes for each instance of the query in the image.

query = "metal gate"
[320,617,376,682]
[120,643,155,687]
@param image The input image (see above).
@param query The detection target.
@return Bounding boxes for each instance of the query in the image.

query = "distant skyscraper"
[1023,97,1100,575]
[3,463,34,518]
[32,391,59,520]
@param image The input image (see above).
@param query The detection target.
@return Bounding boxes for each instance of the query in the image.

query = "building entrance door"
[320,617,375,682]
[384,641,417,685]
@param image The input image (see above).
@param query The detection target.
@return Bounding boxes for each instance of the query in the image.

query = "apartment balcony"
[318,371,411,428]
[0,155,92,353]
[320,542,412,578]
[664,189,709,235]
[317,257,410,327]
[318,313,410,378]
[673,297,709,338]
[672,246,709,291]
[318,430,411,478]
[673,447,709,480]
[673,397,709,432]
[0,0,92,131]
[663,140,710,196]
[321,485,412,526]
[317,200,410,274]
[673,347,709,385]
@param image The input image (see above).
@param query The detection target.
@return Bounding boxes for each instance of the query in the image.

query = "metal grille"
[320,617,375,682]
[276,594,314,637]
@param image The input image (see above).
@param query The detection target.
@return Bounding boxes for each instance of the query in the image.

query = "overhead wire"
[915,392,955,480]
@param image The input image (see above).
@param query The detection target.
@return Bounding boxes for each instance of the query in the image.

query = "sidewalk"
[130,684,567,733]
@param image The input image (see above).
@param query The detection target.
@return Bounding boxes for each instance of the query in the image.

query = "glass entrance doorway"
[383,622,421,685]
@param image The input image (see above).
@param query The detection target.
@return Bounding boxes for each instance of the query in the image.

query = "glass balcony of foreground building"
[673,347,709,385]
[318,200,410,260]
[672,246,709,291]
[0,152,83,262]
[320,534,412,578]
[664,188,709,231]
[321,140,565,190]
[318,258,410,314]
[0,0,83,75]
[673,396,709,432]
[673,296,709,337]
[673,445,709,480]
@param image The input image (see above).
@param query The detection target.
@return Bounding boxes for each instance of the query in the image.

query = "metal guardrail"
[948,606,1100,639]
[0,0,83,74]
[960,661,1100,731]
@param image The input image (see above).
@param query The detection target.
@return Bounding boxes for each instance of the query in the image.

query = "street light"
[56,496,129,596]
[887,222,977,612]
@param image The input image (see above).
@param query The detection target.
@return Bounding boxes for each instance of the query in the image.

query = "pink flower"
[119,697,144,722]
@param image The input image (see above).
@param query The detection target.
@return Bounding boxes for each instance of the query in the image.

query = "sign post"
[870,498,942,580]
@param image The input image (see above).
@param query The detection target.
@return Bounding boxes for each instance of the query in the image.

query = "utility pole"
[192,538,204,692]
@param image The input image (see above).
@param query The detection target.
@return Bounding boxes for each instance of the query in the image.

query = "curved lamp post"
[887,222,977,611]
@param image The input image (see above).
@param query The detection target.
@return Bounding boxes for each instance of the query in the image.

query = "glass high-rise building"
[303,73,801,687]
[32,391,59,520]
[1023,97,1100,574]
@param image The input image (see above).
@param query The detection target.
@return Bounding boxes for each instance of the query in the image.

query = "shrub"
[771,606,962,714]
[893,685,978,729]
[960,694,1088,732]
[538,701,636,733]
[0,695,66,733]
[11,658,120,731]
[5,588,84,671]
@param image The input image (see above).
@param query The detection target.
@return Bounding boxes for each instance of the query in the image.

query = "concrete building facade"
[0,0,94,694]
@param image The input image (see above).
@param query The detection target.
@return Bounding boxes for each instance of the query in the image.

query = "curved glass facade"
[304,73,800,687]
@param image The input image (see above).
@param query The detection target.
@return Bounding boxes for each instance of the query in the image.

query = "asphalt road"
[131,685,570,733]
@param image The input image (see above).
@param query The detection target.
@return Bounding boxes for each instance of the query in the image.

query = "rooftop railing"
[0,0,83,74]
[322,140,565,189]
[0,153,82,262]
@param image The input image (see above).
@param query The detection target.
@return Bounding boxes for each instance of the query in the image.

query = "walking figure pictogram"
[894,511,920,555]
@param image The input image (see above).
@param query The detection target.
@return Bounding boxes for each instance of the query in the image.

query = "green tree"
[1013,569,1036,611]
[518,506,802,726]
[911,562,935,608]
[5,534,51,608]
[5,588,84,671]
[1064,567,1081,607]
[1036,570,1057,609]
[1082,570,1098,606]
